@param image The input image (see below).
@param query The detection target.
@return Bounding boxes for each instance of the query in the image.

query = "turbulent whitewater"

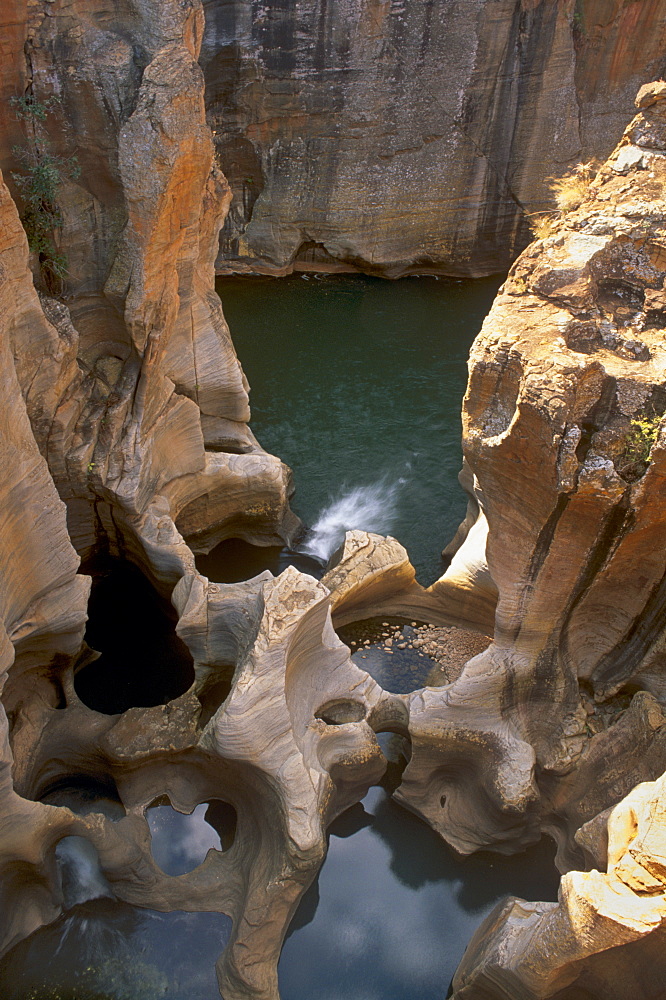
[297,475,406,564]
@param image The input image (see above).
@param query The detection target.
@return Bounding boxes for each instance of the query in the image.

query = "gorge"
[1,2,666,999]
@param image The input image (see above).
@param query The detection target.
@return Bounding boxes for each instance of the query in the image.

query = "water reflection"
[279,786,560,1000]
[147,800,237,876]
[0,900,232,1000]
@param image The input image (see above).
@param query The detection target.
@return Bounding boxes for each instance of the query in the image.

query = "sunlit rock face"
[452,773,666,1000]
[2,0,666,993]
[200,0,666,278]
[443,80,666,998]
[0,0,297,568]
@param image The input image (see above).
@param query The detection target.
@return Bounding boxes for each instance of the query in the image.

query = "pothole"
[315,700,366,725]
[375,731,411,794]
[40,775,125,821]
[336,617,491,693]
[74,557,194,715]
[147,798,237,876]
[195,537,325,583]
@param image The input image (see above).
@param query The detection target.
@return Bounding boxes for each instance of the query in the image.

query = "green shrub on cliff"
[9,94,79,293]
[617,414,662,480]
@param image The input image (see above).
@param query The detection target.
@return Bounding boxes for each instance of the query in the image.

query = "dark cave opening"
[74,557,195,716]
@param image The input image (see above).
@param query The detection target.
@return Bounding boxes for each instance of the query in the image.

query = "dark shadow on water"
[328,801,375,839]
[370,792,560,908]
[74,557,194,715]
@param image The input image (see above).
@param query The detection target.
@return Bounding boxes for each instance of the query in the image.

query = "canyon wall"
[0,0,297,566]
[1,2,666,998]
[200,0,666,277]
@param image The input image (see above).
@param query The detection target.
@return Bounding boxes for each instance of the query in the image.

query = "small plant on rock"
[527,212,559,239]
[9,93,79,294]
[549,160,599,213]
[616,413,662,480]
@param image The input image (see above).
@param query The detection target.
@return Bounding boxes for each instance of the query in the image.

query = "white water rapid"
[297,474,406,565]
[55,836,114,908]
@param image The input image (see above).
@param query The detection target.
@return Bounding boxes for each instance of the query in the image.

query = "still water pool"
[280,782,559,1000]
[217,273,503,583]
[0,784,558,1000]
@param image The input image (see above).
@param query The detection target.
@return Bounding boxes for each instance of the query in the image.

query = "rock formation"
[200,0,666,278]
[445,78,666,997]
[452,773,666,1000]
[1,0,666,997]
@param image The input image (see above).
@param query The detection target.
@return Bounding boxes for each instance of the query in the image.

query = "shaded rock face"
[0,164,89,956]
[200,0,666,278]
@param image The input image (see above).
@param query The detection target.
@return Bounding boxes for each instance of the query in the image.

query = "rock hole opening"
[197,671,235,727]
[73,556,194,715]
[195,536,324,583]
[147,798,237,876]
[315,700,366,725]
[39,775,125,820]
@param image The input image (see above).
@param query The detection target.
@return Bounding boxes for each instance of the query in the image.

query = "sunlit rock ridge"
[0,1,665,999]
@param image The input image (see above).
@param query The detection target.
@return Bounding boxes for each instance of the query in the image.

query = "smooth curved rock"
[452,774,666,1000]
[9,566,392,1000]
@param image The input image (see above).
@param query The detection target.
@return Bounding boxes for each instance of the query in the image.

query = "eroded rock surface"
[452,773,666,1000]
[2,3,666,996]
[200,0,666,277]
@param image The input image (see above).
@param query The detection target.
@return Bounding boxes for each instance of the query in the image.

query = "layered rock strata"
[200,0,666,278]
[2,4,666,997]
[0,0,296,569]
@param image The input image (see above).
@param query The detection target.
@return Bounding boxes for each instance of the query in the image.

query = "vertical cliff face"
[0,168,89,955]
[0,0,296,564]
[446,80,666,1000]
[200,0,666,278]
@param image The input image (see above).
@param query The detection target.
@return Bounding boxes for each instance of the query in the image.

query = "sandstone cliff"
[446,78,666,999]
[0,0,297,565]
[1,3,666,999]
[200,0,666,277]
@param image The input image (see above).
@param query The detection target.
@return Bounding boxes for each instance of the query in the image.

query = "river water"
[213,273,503,583]
[0,274,563,999]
